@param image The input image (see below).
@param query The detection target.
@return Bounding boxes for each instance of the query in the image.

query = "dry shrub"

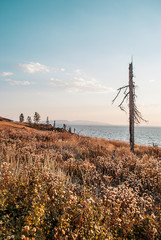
[0,127,161,239]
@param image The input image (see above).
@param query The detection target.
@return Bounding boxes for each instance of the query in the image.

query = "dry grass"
[0,121,161,239]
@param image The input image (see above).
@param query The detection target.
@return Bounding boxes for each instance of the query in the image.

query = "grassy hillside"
[0,121,161,239]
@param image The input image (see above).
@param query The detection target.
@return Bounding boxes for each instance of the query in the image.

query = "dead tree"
[112,61,145,152]
[129,62,134,151]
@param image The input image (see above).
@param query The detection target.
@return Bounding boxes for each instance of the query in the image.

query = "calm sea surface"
[58,125,161,147]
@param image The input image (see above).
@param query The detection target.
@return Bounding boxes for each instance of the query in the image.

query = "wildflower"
[32,227,36,233]
[24,225,30,231]
[21,236,26,240]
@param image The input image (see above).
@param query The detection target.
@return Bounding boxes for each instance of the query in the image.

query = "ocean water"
[58,125,161,147]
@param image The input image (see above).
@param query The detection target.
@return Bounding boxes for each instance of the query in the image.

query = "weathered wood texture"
[129,62,134,152]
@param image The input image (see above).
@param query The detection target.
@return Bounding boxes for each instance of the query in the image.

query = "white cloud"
[53,68,65,73]
[50,74,115,93]
[149,79,155,83]
[17,62,50,73]
[74,69,81,75]
[50,69,115,93]
[5,79,32,86]
[1,72,13,76]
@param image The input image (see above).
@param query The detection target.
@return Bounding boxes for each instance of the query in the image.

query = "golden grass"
[0,121,32,131]
[0,121,161,239]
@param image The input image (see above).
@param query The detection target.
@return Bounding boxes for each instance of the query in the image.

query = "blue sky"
[0,0,161,125]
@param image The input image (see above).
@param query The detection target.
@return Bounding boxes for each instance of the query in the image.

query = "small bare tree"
[112,61,146,152]
[19,113,24,122]
[46,116,49,125]
[27,116,32,124]
[33,112,40,124]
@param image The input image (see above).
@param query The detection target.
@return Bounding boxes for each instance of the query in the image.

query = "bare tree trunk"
[112,61,146,152]
[129,62,134,152]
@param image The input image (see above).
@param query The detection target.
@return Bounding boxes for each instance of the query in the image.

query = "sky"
[0,0,161,126]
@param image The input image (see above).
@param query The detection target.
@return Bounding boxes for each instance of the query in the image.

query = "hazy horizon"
[1,0,161,126]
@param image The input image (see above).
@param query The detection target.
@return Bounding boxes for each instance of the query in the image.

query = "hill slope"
[0,120,161,239]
